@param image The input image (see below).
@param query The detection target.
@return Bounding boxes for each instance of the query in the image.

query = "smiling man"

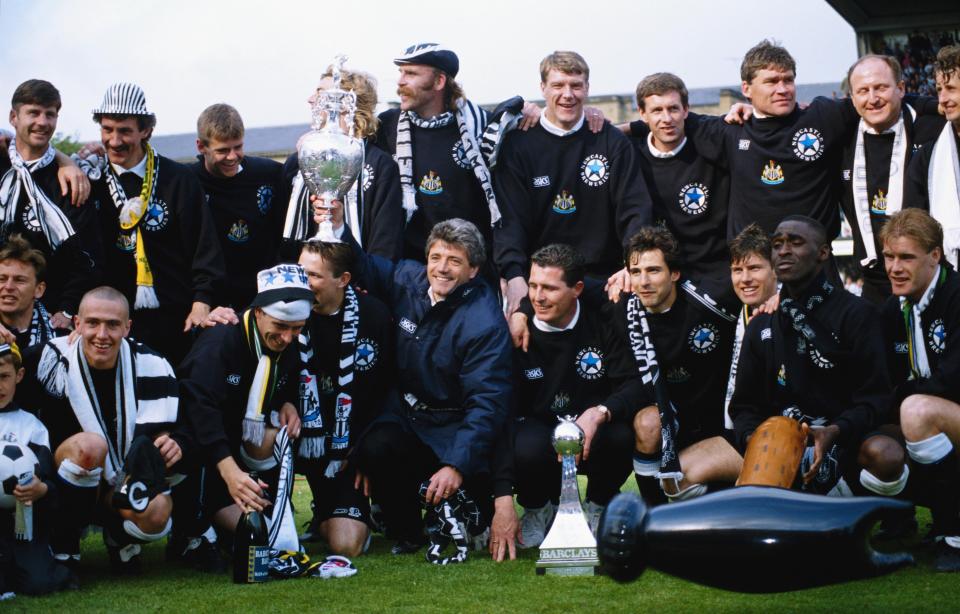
[1,80,101,330]
[17,286,185,573]
[730,215,907,501]
[493,244,642,557]
[320,209,512,560]
[494,51,651,315]
[176,264,308,564]
[616,227,740,506]
[0,235,56,350]
[293,241,394,558]
[906,45,960,268]
[839,55,945,303]
[620,73,733,302]
[688,41,888,245]
[86,82,224,365]
[190,104,284,310]
[880,209,960,571]
[723,224,779,431]
[374,43,528,276]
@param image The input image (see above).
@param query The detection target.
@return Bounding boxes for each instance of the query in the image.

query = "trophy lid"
[552,415,584,456]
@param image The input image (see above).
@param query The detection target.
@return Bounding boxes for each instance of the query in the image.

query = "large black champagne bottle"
[232,472,270,583]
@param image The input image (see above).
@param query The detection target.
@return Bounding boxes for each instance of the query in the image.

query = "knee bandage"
[57,459,102,488]
[664,482,708,502]
[240,445,278,472]
[860,465,910,496]
[123,517,172,543]
[905,433,954,465]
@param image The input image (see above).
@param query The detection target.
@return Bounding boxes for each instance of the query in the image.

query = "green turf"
[7,479,960,613]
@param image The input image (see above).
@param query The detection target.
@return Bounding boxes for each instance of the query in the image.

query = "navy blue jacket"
[350,233,512,477]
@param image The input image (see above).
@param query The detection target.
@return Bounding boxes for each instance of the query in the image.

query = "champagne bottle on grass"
[232,472,269,583]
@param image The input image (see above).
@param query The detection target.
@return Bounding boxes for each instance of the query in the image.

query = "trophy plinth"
[536,416,599,576]
[297,54,363,243]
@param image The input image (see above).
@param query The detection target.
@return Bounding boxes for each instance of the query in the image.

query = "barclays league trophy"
[297,54,364,243]
[535,416,599,576]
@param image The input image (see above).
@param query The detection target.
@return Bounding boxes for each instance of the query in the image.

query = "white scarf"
[851,106,915,264]
[928,123,960,268]
[36,336,179,484]
[0,142,75,249]
[899,265,943,379]
[723,305,749,430]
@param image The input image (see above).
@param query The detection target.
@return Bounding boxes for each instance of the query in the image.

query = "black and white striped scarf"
[35,336,179,484]
[396,98,503,226]
[267,426,300,552]
[779,276,840,361]
[283,142,366,245]
[0,141,75,249]
[27,300,54,348]
[296,285,359,472]
[625,293,682,482]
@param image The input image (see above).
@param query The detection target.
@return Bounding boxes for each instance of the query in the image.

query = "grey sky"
[0,0,856,141]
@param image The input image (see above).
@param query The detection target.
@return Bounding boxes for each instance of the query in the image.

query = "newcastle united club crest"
[419,171,443,195]
[871,189,887,215]
[792,128,824,161]
[575,347,605,380]
[553,190,576,215]
[688,323,719,354]
[228,219,250,243]
[256,185,274,215]
[550,391,571,413]
[677,182,709,215]
[355,338,379,371]
[580,154,610,187]
[761,160,785,185]
[116,230,136,253]
[928,319,946,354]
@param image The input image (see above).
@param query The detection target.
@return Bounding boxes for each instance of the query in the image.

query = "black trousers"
[354,421,492,543]
[513,418,634,509]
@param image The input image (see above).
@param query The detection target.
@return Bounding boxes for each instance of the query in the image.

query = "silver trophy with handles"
[536,415,599,576]
[297,54,363,243]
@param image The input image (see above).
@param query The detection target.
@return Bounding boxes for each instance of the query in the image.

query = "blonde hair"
[197,103,244,145]
[320,67,379,139]
[540,51,590,83]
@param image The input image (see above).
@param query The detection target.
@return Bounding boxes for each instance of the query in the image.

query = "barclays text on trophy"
[535,416,600,576]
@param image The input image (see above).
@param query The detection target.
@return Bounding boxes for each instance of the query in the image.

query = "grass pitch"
[6,479,959,613]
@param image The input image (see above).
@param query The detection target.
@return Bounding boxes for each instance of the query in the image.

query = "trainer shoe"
[519,502,557,549]
[106,543,142,575]
[933,539,960,572]
[390,537,426,555]
[470,527,490,551]
[310,555,358,579]
[300,514,323,543]
[584,501,606,536]
[167,535,227,573]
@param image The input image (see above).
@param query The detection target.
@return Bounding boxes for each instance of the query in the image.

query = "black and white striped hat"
[92,82,154,117]
[394,43,459,78]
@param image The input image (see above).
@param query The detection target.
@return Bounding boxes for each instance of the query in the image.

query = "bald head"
[79,286,130,320]
[848,55,905,132]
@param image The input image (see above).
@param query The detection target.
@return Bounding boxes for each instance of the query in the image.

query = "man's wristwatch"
[596,405,611,422]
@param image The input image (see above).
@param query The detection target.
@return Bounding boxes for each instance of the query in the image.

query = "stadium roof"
[825,0,960,31]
